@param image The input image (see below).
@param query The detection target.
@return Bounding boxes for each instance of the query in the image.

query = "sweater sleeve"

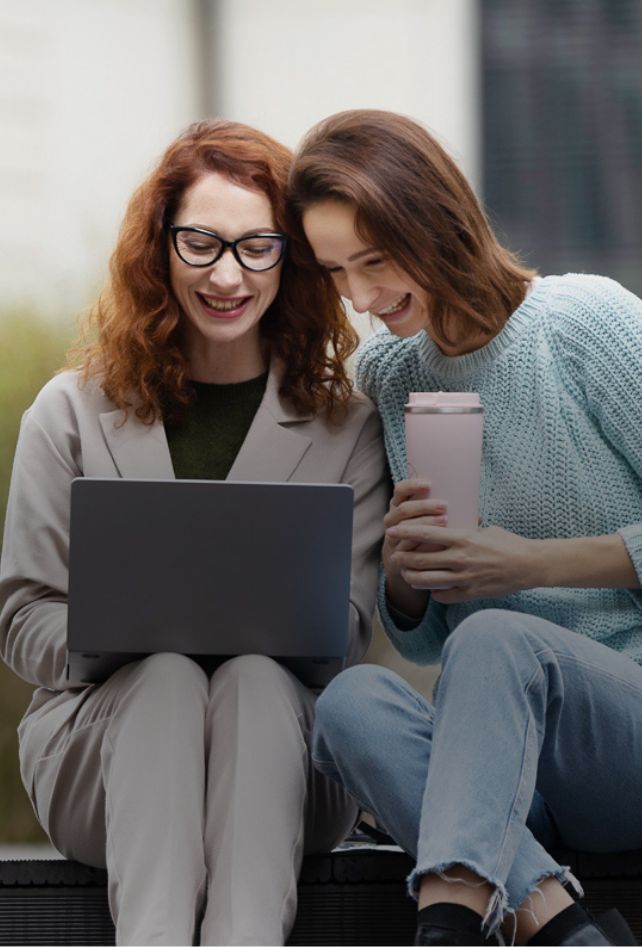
[550,276,642,582]
[355,328,397,404]
[375,568,450,664]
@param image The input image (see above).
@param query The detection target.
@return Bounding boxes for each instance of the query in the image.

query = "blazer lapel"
[99,409,175,479]
[227,362,313,482]
[98,361,311,482]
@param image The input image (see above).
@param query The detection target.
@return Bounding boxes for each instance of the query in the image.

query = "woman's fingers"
[388,522,457,544]
[388,478,432,510]
[401,568,456,591]
[384,480,448,529]
[384,506,447,530]
[383,480,452,587]
[392,525,533,601]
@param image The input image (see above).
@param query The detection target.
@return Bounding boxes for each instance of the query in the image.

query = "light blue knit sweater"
[356,274,642,665]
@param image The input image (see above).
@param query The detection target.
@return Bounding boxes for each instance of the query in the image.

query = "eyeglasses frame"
[168,224,288,272]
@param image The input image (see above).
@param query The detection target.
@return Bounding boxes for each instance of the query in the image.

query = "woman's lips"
[197,292,252,318]
[372,293,411,323]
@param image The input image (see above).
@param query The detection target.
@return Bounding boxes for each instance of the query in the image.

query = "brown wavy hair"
[71,119,357,422]
[286,109,536,348]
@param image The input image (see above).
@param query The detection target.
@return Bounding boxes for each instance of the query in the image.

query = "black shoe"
[528,902,638,946]
[414,903,499,946]
[598,909,639,946]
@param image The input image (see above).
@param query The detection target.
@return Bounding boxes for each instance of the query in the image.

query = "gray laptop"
[66,478,354,688]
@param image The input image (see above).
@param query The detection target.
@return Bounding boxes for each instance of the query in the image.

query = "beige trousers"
[23,653,358,946]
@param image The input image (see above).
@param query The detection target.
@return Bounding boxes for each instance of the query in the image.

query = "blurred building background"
[483,0,642,295]
[0,0,641,843]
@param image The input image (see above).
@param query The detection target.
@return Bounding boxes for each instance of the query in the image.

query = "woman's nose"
[344,275,379,314]
[208,249,244,289]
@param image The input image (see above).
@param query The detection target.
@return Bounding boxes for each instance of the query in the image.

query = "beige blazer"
[0,362,389,714]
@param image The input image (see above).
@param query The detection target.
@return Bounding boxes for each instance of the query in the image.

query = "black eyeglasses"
[169,225,287,272]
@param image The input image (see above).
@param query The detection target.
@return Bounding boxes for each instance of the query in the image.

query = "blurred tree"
[0,311,71,842]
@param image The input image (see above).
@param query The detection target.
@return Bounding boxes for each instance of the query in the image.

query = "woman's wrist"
[384,571,430,623]
[529,533,639,589]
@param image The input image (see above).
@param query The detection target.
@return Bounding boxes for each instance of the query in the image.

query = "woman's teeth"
[201,294,247,312]
[374,294,409,316]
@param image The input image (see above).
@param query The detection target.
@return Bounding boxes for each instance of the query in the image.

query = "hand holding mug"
[387,521,537,602]
[382,479,449,617]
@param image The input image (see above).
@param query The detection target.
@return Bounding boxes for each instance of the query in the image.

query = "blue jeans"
[313,609,642,931]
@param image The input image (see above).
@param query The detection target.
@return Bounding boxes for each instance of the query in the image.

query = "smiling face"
[302,199,431,339]
[169,171,282,381]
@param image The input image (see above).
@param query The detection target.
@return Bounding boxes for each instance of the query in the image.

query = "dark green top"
[165,373,268,480]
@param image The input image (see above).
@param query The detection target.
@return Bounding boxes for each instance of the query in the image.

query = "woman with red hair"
[0,119,388,945]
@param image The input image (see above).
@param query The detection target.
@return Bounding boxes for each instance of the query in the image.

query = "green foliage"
[0,310,73,519]
[0,309,72,843]
[0,671,47,842]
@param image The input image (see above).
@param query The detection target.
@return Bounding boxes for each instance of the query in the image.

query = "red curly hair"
[71,119,357,422]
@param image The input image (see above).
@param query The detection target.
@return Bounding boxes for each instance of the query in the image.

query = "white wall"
[216,0,479,173]
[0,0,479,323]
[0,0,200,317]
[211,0,480,340]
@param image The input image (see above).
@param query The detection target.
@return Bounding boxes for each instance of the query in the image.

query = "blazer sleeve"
[0,393,82,691]
[342,400,391,665]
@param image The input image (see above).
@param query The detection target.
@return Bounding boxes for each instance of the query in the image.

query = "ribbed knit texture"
[355,274,642,665]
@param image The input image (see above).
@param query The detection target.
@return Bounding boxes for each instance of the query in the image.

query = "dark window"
[482,0,642,295]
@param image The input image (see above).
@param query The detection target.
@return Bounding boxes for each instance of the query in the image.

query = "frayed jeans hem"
[509,864,584,915]
[407,861,509,934]
[408,862,584,937]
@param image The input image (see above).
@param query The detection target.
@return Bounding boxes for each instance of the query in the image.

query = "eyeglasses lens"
[175,231,222,266]
[236,237,284,271]
[174,231,284,271]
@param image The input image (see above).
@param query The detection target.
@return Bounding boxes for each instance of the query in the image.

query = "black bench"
[1,847,642,945]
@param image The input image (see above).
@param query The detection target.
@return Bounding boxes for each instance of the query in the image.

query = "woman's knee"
[449,608,514,643]
[208,654,300,709]
[135,651,208,690]
[207,654,310,729]
[211,653,287,689]
[313,664,409,761]
[441,609,555,670]
[110,652,209,720]
[316,664,392,723]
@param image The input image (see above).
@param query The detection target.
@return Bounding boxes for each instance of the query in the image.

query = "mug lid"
[405,391,483,413]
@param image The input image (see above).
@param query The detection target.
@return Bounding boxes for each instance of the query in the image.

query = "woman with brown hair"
[0,118,388,945]
[287,109,642,946]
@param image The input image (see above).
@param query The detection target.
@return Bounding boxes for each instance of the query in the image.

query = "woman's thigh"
[24,653,209,864]
[529,623,642,850]
[23,681,122,865]
[436,611,642,850]
[312,663,437,854]
[205,654,358,854]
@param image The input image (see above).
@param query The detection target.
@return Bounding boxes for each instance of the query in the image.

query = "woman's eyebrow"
[348,248,380,261]
[181,224,277,237]
[317,248,380,266]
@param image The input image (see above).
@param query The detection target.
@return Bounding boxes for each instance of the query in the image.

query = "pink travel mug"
[405,391,484,587]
